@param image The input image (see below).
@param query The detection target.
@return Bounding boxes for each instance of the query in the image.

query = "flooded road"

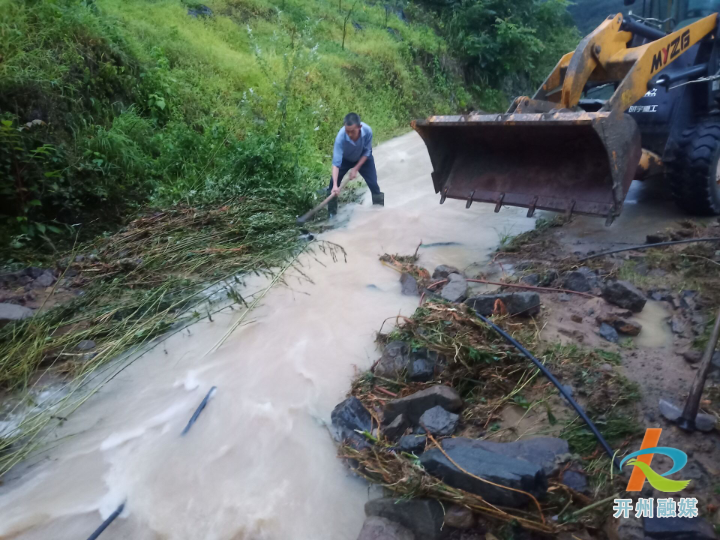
[0,132,534,540]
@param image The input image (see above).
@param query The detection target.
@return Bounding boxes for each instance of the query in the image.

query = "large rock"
[374,342,411,378]
[442,437,569,476]
[384,414,409,440]
[644,516,716,540]
[440,273,468,303]
[384,386,462,425]
[418,406,458,437]
[400,273,419,296]
[658,399,717,432]
[356,516,415,540]
[408,358,434,382]
[331,397,373,450]
[603,281,647,312]
[365,498,444,540]
[465,292,541,317]
[563,267,598,292]
[420,438,548,507]
[432,265,461,280]
[398,434,426,454]
[0,303,34,324]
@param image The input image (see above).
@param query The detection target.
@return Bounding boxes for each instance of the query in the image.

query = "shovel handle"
[296,177,352,224]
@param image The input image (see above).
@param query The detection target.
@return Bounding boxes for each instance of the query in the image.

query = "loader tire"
[669,122,720,215]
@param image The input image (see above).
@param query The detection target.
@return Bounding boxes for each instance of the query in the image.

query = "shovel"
[296,177,352,225]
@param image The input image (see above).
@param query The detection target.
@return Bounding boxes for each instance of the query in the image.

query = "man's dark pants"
[327,155,381,196]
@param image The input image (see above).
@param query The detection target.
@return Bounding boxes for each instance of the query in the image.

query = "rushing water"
[0,132,534,540]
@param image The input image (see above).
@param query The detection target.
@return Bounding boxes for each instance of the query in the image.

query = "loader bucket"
[412,111,642,221]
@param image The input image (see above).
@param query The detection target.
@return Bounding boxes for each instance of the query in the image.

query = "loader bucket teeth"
[412,111,642,219]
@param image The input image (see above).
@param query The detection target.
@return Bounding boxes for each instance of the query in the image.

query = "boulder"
[408,358,435,382]
[561,470,588,493]
[563,267,598,292]
[0,303,34,324]
[443,505,475,530]
[384,386,462,425]
[599,323,620,343]
[420,439,547,507]
[384,414,409,440]
[400,273,419,296]
[465,292,541,317]
[331,397,373,449]
[356,516,415,540]
[442,437,570,476]
[644,516,716,540]
[440,273,468,303]
[658,399,716,432]
[432,265,461,280]
[365,498,444,540]
[418,406,458,437]
[614,320,642,336]
[398,435,426,454]
[602,281,647,312]
[374,342,411,378]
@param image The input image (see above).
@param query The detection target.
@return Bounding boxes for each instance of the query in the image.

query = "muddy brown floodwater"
[0,132,536,540]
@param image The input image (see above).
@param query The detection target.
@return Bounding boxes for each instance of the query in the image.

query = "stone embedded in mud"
[365,498,445,540]
[683,350,702,364]
[420,438,547,507]
[331,397,373,450]
[384,414,409,441]
[444,437,570,476]
[563,267,598,292]
[384,386,462,425]
[400,273,419,296]
[408,357,435,382]
[443,505,475,530]
[602,281,647,312]
[599,323,620,343]
[465,292,541,317]
[521,273,540,286]
[374,341,411,378]
[614,319,642,336]
[418,405,458,437]
[440,273,468,303]
[669,316,687,335]
[398,434,426,454]
[31,270,56,289]
[644,515,716,540]
[356,516,415,540]
[562,470,588,493]
[432,265,461,280]
[658,399,717,432]
[0,303,34,324]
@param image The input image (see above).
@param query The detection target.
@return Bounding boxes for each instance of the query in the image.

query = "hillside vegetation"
[567,0,628,33]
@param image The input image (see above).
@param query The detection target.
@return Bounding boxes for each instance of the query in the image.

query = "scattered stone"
[599,323,619,343]
[31,271,55,288]
[374,342,411,378]
[408,358,435,382]
[356,516,414,540]
[521,273,540,286]
[398,434,426,454]
[420,438,547,507]
[562,267,598,292]
[644,515,716,540]
[600,363,614,372]
[571,314,583,324]
[658,399,716,432]
[400,273,419,296]
[365,498,444,540]
[440,273,468,303]
[75,340,96,351]
[25,267,45,279]
[680,290,698,311]
[432,265,461,280]
[465,292,541,317]
[614,319,642,336]
[384,414,408,440]
[559,293,572,302]
[443,505,475,530]
[418,406,458,437]
[602,281,647,312]
[561,470,588,493]
[683,350,702,364]
[0,303,34,324]
[384,386,462,424]
[331,397,373,449]
[669,316,686,335]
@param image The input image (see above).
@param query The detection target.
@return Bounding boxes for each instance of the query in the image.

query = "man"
[328,113,384,216]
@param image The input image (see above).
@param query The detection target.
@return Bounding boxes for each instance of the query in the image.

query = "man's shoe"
[372,192,384,206]
[328,196,338,217]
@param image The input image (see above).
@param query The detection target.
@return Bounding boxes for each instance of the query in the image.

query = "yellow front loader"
[414,2,720,223]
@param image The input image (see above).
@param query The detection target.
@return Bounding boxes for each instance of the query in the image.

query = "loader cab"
[633,0,720,29]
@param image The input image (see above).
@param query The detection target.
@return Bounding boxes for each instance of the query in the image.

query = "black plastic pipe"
[181,386,217,436]
[473,310,623,472]
[86,502,125,540]
[578,237,720,262]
